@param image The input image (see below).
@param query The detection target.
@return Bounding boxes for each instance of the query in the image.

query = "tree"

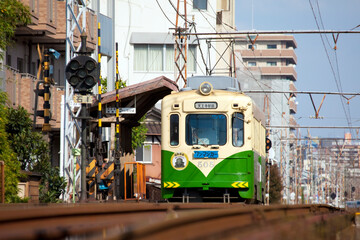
[0,92,21,202]
[6,107,48,170]
[132,115,148,150]
[0,0,31,59]
[269,163,283,204]
[6,106,66,203]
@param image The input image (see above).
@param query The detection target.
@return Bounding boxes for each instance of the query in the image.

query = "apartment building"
[235,35,298,203]
[114,0,236,88]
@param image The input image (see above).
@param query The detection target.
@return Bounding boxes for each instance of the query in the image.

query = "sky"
[235,0,360,139]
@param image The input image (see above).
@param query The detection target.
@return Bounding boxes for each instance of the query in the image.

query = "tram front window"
[186,114,227,146]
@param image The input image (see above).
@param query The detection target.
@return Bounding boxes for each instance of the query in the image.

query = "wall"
[114,0,220,88]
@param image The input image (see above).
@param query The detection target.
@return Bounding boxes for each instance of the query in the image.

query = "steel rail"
[118,204,349,240]
[0,203,249,239]
[0,203,351,239]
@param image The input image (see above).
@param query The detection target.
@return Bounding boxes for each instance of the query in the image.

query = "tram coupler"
[223,193,230,203]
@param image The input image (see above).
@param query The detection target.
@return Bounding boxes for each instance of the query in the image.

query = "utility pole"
[174,0,188,87]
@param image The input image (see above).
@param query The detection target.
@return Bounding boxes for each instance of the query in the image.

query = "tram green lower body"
[161,150,264,201]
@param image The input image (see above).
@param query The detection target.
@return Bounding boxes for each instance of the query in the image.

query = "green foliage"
[6,105,66,203]
[34,161,66,203]
[0,0,31,59]
[100,76,107,93]
[0,92,21,202]
[116,78,127,89]
[6,106,48,170]
[132,115,148,151]
[269,163,283,204]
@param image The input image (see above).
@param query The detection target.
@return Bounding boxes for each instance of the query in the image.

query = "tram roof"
[186,76,241,92]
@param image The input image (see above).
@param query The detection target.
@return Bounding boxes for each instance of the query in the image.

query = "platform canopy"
[90,76,178,153]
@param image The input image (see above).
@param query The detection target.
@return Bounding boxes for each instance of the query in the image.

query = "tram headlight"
[199,82,213,95]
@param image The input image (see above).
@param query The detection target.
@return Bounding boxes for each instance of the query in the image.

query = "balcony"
[20,0,57,35]
[289,115,297,130]
[17,1,97,52]
[239,49,297,64]
[289,98,297,114]
[289,81,297,96]
[247,66,297,80]
[4,67,63,130]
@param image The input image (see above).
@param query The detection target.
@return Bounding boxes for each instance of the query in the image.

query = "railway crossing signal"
[34,48,59,132]
[65,55,99,94]
[266,138,272,152]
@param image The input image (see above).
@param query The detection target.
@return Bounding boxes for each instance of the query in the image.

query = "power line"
[155,0,176,27]
[243,90,360,96]
[268,126,360,129]
[183,30,360,36]
[308,0,353,135]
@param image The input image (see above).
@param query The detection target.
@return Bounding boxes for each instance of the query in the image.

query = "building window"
[267,61,277,66]
[6,55,11,67]
[248,62,256,67]
[30,0,36,12]
[193,0,207,10]
[134,44,196,72]
[136,144,152,163]
[248,44,257,50]
[31,62,36,76]
[17,58,24,72]
[134,44,163,71]
[267,44,277,49]
[188,45,196,72]
[49,0,53,22]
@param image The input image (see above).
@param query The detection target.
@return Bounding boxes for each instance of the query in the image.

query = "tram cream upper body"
[162,88,266,165]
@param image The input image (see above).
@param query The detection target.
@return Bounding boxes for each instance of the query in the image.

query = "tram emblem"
[171,152,189,171]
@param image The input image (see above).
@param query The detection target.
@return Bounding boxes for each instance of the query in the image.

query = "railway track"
[0,203,354,240]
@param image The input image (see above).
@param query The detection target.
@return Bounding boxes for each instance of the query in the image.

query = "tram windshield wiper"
[210,145,219,149]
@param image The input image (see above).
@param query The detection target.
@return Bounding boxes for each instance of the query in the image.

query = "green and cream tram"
[161,76,267,202]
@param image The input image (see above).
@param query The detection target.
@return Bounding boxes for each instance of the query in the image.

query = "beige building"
[235,35,298,203]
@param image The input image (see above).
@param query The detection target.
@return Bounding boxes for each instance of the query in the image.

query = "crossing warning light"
[266,137,272,153]
[65,56,99,94]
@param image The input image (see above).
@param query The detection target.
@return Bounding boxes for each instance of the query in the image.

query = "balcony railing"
[239,49,297,64]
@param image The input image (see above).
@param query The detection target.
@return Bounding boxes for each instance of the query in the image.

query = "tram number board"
[194,151,218,159]
[194,102,217,109]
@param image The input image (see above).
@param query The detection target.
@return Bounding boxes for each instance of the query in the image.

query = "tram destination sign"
[194,102,217,109]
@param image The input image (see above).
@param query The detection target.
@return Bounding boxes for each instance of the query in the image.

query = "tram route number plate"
[193,151,218,159]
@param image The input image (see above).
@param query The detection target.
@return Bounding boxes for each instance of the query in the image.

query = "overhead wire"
[156,0,176,27]
[204,0,300,161]
[309,0,353,135]
[191,0,290,126]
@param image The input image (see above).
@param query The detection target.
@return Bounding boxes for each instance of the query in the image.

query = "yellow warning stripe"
[163,182,180,188]
[231,181,249,188]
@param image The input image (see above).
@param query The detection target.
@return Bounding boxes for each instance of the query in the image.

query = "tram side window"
[170,114,179,146]
[232,113,244,147]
